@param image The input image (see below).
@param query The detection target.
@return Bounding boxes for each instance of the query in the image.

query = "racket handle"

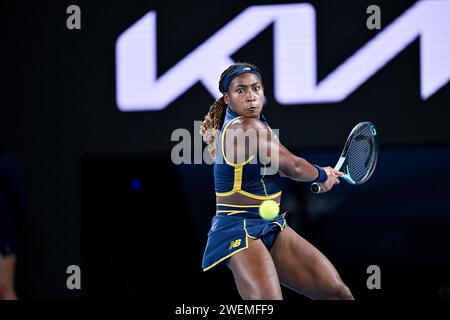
[310,183,321,193]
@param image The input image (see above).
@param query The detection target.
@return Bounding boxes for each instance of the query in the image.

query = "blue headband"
[219,65,262,93]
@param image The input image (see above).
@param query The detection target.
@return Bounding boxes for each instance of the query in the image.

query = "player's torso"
[214,107,283,204]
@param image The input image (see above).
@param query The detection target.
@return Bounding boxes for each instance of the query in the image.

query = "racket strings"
[346,125,377,184]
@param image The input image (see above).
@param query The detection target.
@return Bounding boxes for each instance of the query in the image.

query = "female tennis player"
[199,63,354,300]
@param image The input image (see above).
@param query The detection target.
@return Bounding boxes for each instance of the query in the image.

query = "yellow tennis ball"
[259,200,280,220]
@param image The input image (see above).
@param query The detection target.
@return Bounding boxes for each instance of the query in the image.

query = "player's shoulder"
[232,117,267,131]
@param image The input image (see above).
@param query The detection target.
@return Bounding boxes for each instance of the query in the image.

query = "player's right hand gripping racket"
[310,122,379,193]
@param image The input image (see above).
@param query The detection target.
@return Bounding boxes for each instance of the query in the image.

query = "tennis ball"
[259,200,280,220]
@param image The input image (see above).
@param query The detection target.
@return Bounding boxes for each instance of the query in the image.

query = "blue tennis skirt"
[202,204,288,271]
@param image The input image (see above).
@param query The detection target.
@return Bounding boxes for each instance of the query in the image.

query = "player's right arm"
[239,118,342,191]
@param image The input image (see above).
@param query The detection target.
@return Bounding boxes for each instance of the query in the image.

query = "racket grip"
[310,183,321,193]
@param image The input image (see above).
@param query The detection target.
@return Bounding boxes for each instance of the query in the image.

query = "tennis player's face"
[225,73,264,118]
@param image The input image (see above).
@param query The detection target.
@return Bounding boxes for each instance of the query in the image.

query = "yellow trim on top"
[217,203,263,208]
[261,177,269,198]
[215,190,282,199]
[221,116,255,167]
[233,164,243,192]
[215,190,235,197]
[260,165,269,198]
[221,116,240,166]
[237,190,282,200]
[261,176,267,197]
[215,163,246,197]
[216,116,282,198]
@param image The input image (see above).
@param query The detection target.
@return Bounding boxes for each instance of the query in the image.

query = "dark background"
[1,0,449,301]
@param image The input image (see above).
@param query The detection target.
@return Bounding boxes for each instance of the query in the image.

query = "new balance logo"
[229,239,242,249]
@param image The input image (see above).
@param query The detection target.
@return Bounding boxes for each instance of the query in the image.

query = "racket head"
[336,122,378,185]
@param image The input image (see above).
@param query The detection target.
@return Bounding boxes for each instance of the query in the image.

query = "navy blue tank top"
[214,107,283,200]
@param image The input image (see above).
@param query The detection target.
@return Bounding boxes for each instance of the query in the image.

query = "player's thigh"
[228,238,282,300]
[269,227,345,298]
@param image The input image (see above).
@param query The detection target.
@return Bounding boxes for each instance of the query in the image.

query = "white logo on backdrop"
[116,1,450,111]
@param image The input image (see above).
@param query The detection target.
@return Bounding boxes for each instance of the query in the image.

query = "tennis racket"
[310,122,378,193]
